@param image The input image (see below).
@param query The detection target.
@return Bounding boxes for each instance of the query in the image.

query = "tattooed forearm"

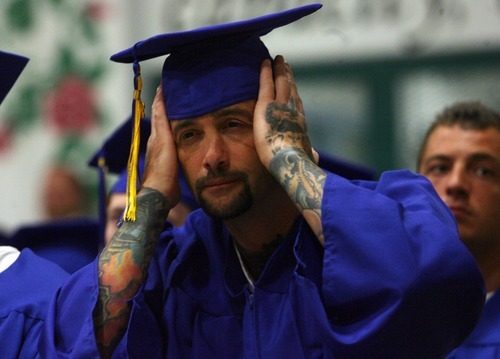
[263,100,325,244]
[93,187,170,358]
[269,148,326,244]
[269,148,325,214]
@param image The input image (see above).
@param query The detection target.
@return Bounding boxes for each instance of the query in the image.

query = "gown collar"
[223,217,305,296]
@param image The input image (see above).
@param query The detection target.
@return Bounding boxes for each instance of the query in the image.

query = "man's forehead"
[425,129,500,162]
[433,125,500,142]
[214,99,256,117]
[171,100,256,127]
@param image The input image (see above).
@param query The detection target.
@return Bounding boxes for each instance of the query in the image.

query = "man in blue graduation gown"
[40,4,485,358]
[0,50,70,358]
[417,102,500,358]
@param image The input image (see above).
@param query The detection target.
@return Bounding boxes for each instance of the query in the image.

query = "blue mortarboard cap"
[0,50,29,105]
[7,218,100,274]
[111,169,130,195]
[89,117,151,175]
[110,3,322,120]
[317,150,378,181]
[109,155,146,195]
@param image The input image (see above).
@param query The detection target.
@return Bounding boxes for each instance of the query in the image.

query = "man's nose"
[445,167,470,199]
[203,134,229,172]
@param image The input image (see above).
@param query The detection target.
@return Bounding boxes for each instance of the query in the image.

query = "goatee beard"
[195,170,253,220]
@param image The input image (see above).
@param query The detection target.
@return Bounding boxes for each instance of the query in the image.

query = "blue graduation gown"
[446,290,500,358]
[0,248,69,358]
[40,170,485,358]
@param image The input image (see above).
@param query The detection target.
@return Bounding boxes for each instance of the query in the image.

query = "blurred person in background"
[0,49,69,358]
[9,160,99,275]
[41,164,85,220]
[418,101,500,359]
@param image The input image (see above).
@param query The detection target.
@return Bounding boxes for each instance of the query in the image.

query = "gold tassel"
[97,155,108,245]
[124,62,145,222]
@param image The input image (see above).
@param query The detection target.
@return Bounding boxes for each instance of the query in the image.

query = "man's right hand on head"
[141,85,181,209]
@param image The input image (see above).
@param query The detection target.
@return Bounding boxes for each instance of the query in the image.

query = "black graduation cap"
[0,50,29,105]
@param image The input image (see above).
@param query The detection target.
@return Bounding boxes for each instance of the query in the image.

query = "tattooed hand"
[254,55,314,169]
[254,56,326,245]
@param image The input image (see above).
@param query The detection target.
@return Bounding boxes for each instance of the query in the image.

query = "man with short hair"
[418,101,500,358]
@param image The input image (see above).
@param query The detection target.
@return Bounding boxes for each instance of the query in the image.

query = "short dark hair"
[417,101,500,171]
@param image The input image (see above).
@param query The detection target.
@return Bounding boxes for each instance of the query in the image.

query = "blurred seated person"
[10,162,99,274]
[0,244,69,358]
[0,49,69,358]
[10,167,100,273]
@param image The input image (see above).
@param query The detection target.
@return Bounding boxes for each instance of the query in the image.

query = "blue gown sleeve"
[320,170,485,357]
[445,290,500,358]
[39,259,101,358]
[0,249,69,359]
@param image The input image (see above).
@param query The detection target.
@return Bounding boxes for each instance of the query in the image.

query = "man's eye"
[226,121,242,128]
[225,119,252,132]
[180,131,196,141]
[427,164,449,174]
[474,166,495,178]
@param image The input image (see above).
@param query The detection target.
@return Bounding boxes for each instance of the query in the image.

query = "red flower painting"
[44,75,97,135]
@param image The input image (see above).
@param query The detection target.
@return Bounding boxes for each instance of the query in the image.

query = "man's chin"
[458,229,481,247]
[199,194,252,220]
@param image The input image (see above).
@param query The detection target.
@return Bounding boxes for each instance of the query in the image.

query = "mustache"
[195,170,248,191]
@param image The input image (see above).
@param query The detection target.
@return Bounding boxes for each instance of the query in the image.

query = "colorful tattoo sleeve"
[93,187,170,358]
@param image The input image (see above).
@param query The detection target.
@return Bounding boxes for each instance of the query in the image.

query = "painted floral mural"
[0,0,122,228]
